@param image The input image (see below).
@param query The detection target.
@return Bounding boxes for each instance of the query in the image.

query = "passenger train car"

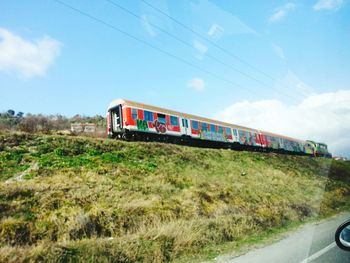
[107,99,331,157]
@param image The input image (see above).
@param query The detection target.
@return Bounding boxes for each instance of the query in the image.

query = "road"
[213,213,350,263]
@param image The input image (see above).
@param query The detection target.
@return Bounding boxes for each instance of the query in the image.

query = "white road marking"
[299,242,336,263]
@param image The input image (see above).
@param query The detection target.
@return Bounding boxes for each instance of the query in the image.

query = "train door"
[255,133,262,146]
[181,118,191,136]
[259,133,267,147]
[258,134,263,147]
[233,129,239,142]
[278,138,284,150]
[112,105,122,132]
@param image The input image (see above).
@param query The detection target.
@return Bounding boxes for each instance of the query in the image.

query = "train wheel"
[122,133,131,141]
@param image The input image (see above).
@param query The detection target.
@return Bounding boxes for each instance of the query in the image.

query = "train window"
[185,119,189,128]
[201,122,208,131]
[131,108,138,120]
[225,127,232,135]
[144,111,153,122]
[170,116,179,126]
[218,126,223,134]
[191,120,199,130]
[157,113,166,124]
[210,124,216,132]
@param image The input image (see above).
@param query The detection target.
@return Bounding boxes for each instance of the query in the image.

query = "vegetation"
[0,132,349,263]
[0,110,105,134]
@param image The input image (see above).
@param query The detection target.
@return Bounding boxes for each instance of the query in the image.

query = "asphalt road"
[213,213,350,263]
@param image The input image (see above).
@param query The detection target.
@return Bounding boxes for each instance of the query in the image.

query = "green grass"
[0,131,349,263]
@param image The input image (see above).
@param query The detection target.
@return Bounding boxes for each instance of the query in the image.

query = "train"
[106,99,332,157]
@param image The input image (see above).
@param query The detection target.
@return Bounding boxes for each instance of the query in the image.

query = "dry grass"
[0,132,349,262]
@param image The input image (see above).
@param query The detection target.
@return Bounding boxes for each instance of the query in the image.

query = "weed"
[0,132,349,262]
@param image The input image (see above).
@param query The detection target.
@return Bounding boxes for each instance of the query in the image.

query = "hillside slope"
[0,132,349,262]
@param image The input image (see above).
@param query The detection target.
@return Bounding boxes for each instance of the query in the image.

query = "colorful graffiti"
[238,131,256,146]
[199,131,227,142]
[136,119,167,133]
[153,120,167,133]
[136,119,149,131]
[269,137,280,149]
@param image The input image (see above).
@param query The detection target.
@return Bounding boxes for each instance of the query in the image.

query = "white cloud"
[191,0,257,36]
[269,3,296,23]
[216,90,350,157]
[0,28,61,78]
[207,24,224,40]
[313,0,344,10]
[193,40,208,59]
[188,77,206,91]
[140,15,157,37]
[280,70,315,97]
[272,43,286,60]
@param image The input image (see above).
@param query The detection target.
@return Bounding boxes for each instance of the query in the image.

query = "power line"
[53,0,251,91]
[54,0,298,101]
[106,0,272,89]
[107,0,299,101]
[141,0,280,83]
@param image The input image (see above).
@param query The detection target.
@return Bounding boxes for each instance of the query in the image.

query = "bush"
[0,133,349,262]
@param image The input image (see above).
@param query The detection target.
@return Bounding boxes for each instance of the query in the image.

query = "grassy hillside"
[0,132,349,263]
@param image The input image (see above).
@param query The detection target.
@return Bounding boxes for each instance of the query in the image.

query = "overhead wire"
[106,0,274,90]
[105,0,297,100]
[54,0,253,91]
[141,0,279,82]
[54,0,298,101]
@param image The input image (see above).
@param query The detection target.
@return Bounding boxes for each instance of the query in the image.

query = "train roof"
[109,99,306,143]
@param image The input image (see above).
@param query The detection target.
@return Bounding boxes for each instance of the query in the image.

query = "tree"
[7,109,15,117]
[19,114,37,133]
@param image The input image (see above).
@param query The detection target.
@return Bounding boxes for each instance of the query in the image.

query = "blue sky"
[1,0,350,156]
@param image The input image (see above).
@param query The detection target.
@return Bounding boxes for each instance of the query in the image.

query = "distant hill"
[0,132,349,263]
